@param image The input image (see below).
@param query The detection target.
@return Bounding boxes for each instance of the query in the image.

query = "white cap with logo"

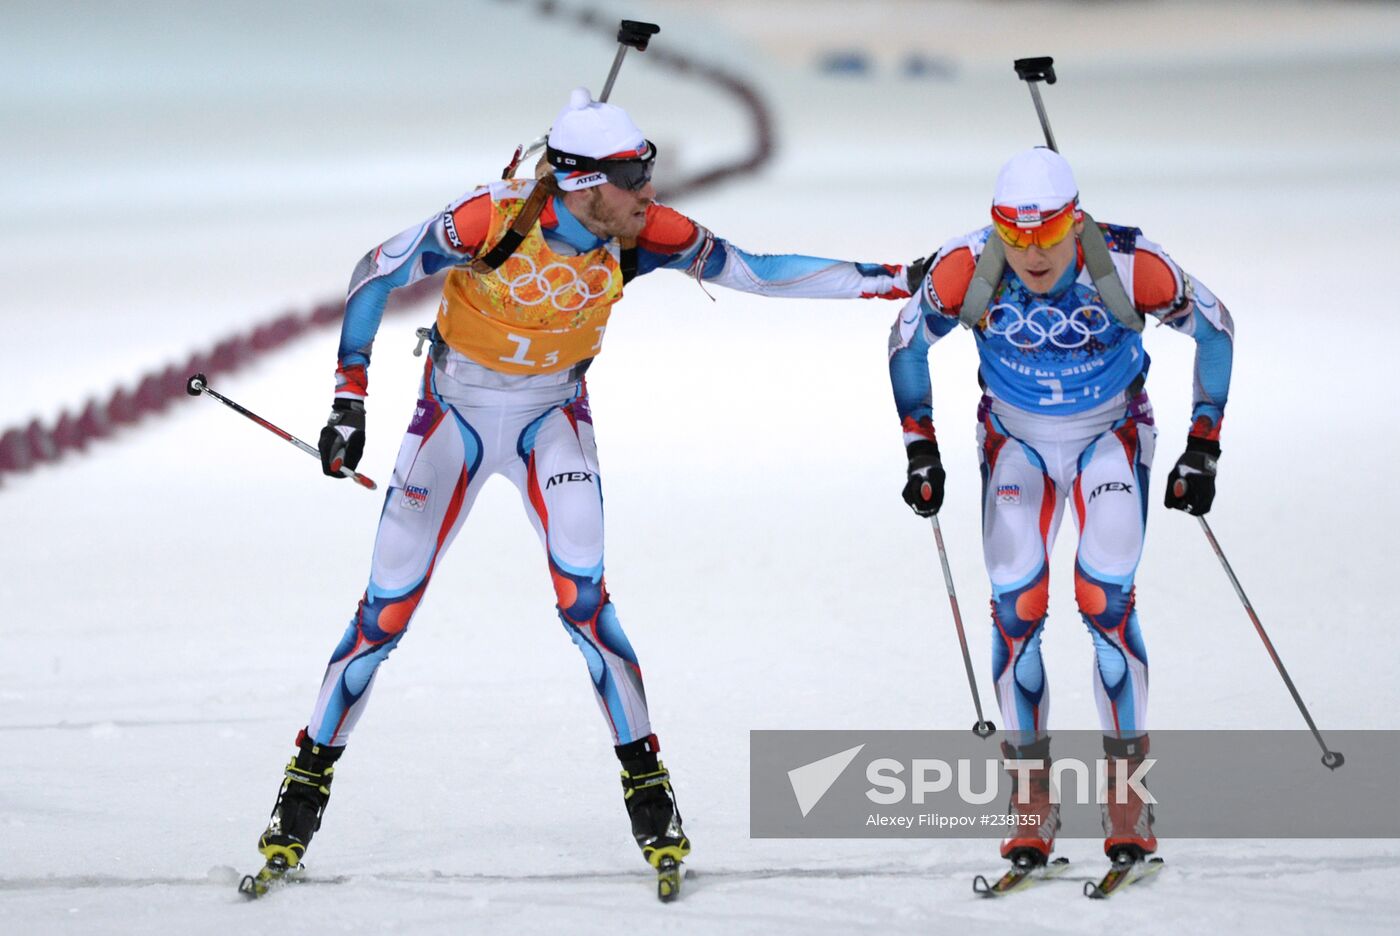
[547,88,649,191]
[993,147,1079,221]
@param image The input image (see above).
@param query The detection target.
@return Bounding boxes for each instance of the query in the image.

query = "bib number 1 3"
[500,334,559,369]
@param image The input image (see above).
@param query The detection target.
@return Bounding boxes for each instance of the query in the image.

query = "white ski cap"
[547,87,647,161]
[993,147,1079,221]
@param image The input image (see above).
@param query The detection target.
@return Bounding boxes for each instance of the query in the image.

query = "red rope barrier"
[0,2,774,488]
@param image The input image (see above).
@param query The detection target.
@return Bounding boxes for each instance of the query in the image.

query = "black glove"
[906,255,932,295]
[1164,436,1219,515]
[902,440,946,517]
[318,399,366,477]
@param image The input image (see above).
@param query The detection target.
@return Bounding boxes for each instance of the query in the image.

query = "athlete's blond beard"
[575,187,649,240]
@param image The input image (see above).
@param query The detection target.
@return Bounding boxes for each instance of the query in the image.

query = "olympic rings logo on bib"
[984,302,1112,350]
[496,255,616,312]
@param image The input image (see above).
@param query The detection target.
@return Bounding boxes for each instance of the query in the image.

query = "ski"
[1083,855,1164,899]
[656,856,683,902]
[973,856,1070,897]
[238,857,305,899]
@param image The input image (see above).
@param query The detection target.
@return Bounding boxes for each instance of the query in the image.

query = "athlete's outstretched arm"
[333,190,493,400]
[634,204,912,300]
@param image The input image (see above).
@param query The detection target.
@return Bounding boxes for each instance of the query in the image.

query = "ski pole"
[502,19,661,179]
[1013,57,1060,152]
[1183,504,1343,770]
[185,373,378,491]
[930,516,996,738]
[600,20,660,102]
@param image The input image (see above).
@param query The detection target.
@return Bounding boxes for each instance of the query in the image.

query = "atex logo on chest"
[545,470,595,489]
[1088,481,1133,502]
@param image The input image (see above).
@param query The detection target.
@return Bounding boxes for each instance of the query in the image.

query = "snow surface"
[3,1,1400,933]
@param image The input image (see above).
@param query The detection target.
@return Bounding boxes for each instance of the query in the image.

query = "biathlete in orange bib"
[248,88,918,895]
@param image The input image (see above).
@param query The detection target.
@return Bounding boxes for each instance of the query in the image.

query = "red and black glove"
[318,399,366,477]
[1164,436,1219,515]
[902,440,945,517]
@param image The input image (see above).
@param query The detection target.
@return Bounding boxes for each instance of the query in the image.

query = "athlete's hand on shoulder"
[906,255,932,295]
[319,398,366,478]
[902,440,945,517]
[1164,437,1219,515]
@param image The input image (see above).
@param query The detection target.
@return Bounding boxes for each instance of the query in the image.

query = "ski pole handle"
[185,373,378,491]
[1013,55,1060,153]
[1013,57,1057,84]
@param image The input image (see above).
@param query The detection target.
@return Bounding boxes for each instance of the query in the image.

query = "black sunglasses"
[547,141,657,192]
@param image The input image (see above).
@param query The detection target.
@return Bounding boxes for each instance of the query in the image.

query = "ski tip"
[1085,854,1164,898]
[973,855,1069,898]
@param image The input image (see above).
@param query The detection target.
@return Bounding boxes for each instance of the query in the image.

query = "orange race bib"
[437,185,624,375]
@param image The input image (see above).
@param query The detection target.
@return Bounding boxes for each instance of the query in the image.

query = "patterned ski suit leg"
[979,409,1065,746]
[306,368,485,746]
[1070,409,1156,737]
[511,387,651,745]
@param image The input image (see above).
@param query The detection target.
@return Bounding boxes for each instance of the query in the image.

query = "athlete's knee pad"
[552,563,606,624]
[1076,564,1148,700]
[1074,565,1134,633]
[991,567,1050,642]
[331,586,424,658]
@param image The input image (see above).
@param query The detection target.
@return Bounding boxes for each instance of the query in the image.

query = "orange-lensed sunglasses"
[991,201,1080,250]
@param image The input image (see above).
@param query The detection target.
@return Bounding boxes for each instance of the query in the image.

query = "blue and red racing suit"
[307,178,911,748]
[889,223,1234,740]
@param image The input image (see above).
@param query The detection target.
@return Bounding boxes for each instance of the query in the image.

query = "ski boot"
[239,730,343,898]
[998,736,1061,869]
[617,734,689,902]
[1101,733,1156,865]
[1084,734,1164,896]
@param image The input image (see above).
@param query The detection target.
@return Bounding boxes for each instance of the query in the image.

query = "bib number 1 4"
[1036,378,1067,405]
